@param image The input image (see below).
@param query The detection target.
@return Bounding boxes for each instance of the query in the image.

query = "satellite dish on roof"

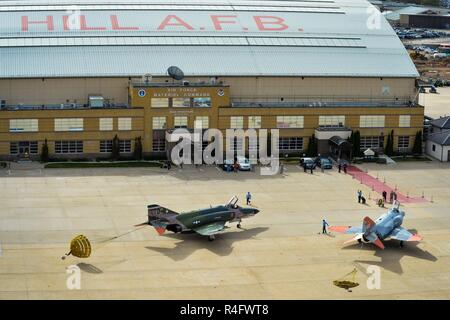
[167,66,185,81]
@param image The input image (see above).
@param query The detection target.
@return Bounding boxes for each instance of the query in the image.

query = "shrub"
[40,139,49,163]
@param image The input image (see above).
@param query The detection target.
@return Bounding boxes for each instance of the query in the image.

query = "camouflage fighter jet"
[135,196,259,241]
[329,203,422,249]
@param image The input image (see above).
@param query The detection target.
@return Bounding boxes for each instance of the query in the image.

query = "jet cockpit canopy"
[226,196,239,208]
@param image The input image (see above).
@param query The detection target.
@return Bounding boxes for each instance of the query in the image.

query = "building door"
[15,141,38,159]
[19,141,30,155]
[447,150,450,162]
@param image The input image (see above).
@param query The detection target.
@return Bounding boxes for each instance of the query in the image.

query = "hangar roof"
[0,0,419,78]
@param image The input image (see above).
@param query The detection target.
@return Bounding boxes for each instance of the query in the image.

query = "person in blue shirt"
[322,219,329,234]
[246,192,252,205]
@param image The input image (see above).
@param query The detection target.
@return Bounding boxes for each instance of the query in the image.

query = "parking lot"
[1,161,450,299]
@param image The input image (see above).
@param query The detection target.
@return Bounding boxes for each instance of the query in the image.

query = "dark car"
[220,159,234,172]
[300,157,316,169]
[317,157,333,169]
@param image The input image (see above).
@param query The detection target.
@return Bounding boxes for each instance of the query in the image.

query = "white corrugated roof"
[384,6,428,21]
[0,0,419,78]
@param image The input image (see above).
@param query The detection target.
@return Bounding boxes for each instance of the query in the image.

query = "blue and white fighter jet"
[330,203,422,249]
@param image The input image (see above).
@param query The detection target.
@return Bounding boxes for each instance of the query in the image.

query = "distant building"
[429,116,450,134]
[426,131,450,161]
[385,6,450,29]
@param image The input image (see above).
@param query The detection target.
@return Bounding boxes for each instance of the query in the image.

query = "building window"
[172,98,191,108]
[399,115,411,128]
[152,117,167,130]
[9,141,38,154]
[360,136,383,149]
[54,118,83,131]
[9,119,38,132]
[195,116,209,129]
[151,98,169,108]
[99,118,113,131]
[152,138,166,152]
[359,115,385,128]
[10,142,18,155]
[432,144,436,152]
[278,137,304,150]
[276,116,304,128]
[118,118,132,131]
[119,140,132,153]
[248,116,261,129]
[193,97,211,107]
[228,137,244,152]
[398,136,410,151]
[99,140,112,153]
[55,141,83,154]
[318,115,345,127]
[174,116,188,128]
[230,116,244,129]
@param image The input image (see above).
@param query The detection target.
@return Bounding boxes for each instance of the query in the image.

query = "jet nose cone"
[252,209,260,215]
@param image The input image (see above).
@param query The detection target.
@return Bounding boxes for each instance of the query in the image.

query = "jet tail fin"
[362,216,376,233]
[147,204,179,221]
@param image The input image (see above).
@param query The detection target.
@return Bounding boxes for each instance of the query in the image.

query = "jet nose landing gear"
[208,235,215,241]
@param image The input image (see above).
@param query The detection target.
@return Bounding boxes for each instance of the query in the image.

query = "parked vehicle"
[221,159,234,171]
[300,157,316,169]
[317,157,333,169]
[237,156,251,171]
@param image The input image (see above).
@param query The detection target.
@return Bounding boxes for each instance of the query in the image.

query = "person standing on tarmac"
[322,219,329,234]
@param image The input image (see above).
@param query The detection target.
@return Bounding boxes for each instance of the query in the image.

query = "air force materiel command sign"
[217,89,225,97]
[138,89,146,97]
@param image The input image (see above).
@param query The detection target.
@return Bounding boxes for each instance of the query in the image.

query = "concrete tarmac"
[0,161,449,299]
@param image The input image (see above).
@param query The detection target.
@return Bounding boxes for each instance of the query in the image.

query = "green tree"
[352,130,361,157]
[412,131,423,155]
[112,135,120,161]
[306,134,317,157]
[384,130,394,156]
[40,139,49,163]
[134,136,143,160]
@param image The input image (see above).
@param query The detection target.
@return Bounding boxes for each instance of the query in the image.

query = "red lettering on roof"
[253,16,288,31]
[211,15,238,31]
[21,16,54,32]
[157,15,194,31]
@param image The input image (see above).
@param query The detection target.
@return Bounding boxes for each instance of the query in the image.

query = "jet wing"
[389,227,422,241]
[193,221,227,236]
[328,226,362,234]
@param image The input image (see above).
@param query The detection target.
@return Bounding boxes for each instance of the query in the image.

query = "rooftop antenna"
[142,73,152,84]
[167,66,185,83]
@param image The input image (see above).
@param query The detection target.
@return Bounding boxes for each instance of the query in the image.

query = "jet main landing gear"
[208,235,215,241]
[400,240,404,248]
[237,219,242,229]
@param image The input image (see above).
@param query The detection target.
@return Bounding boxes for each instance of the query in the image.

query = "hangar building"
[0,0,423,160]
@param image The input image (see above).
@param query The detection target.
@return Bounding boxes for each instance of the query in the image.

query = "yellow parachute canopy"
[63,235,92,259]
[333,268,359,291]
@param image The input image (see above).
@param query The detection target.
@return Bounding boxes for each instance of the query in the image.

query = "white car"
[237,156,251,171]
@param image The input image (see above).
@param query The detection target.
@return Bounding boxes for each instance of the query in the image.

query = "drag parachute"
[62,235,92,259]
[333,268,359,291]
